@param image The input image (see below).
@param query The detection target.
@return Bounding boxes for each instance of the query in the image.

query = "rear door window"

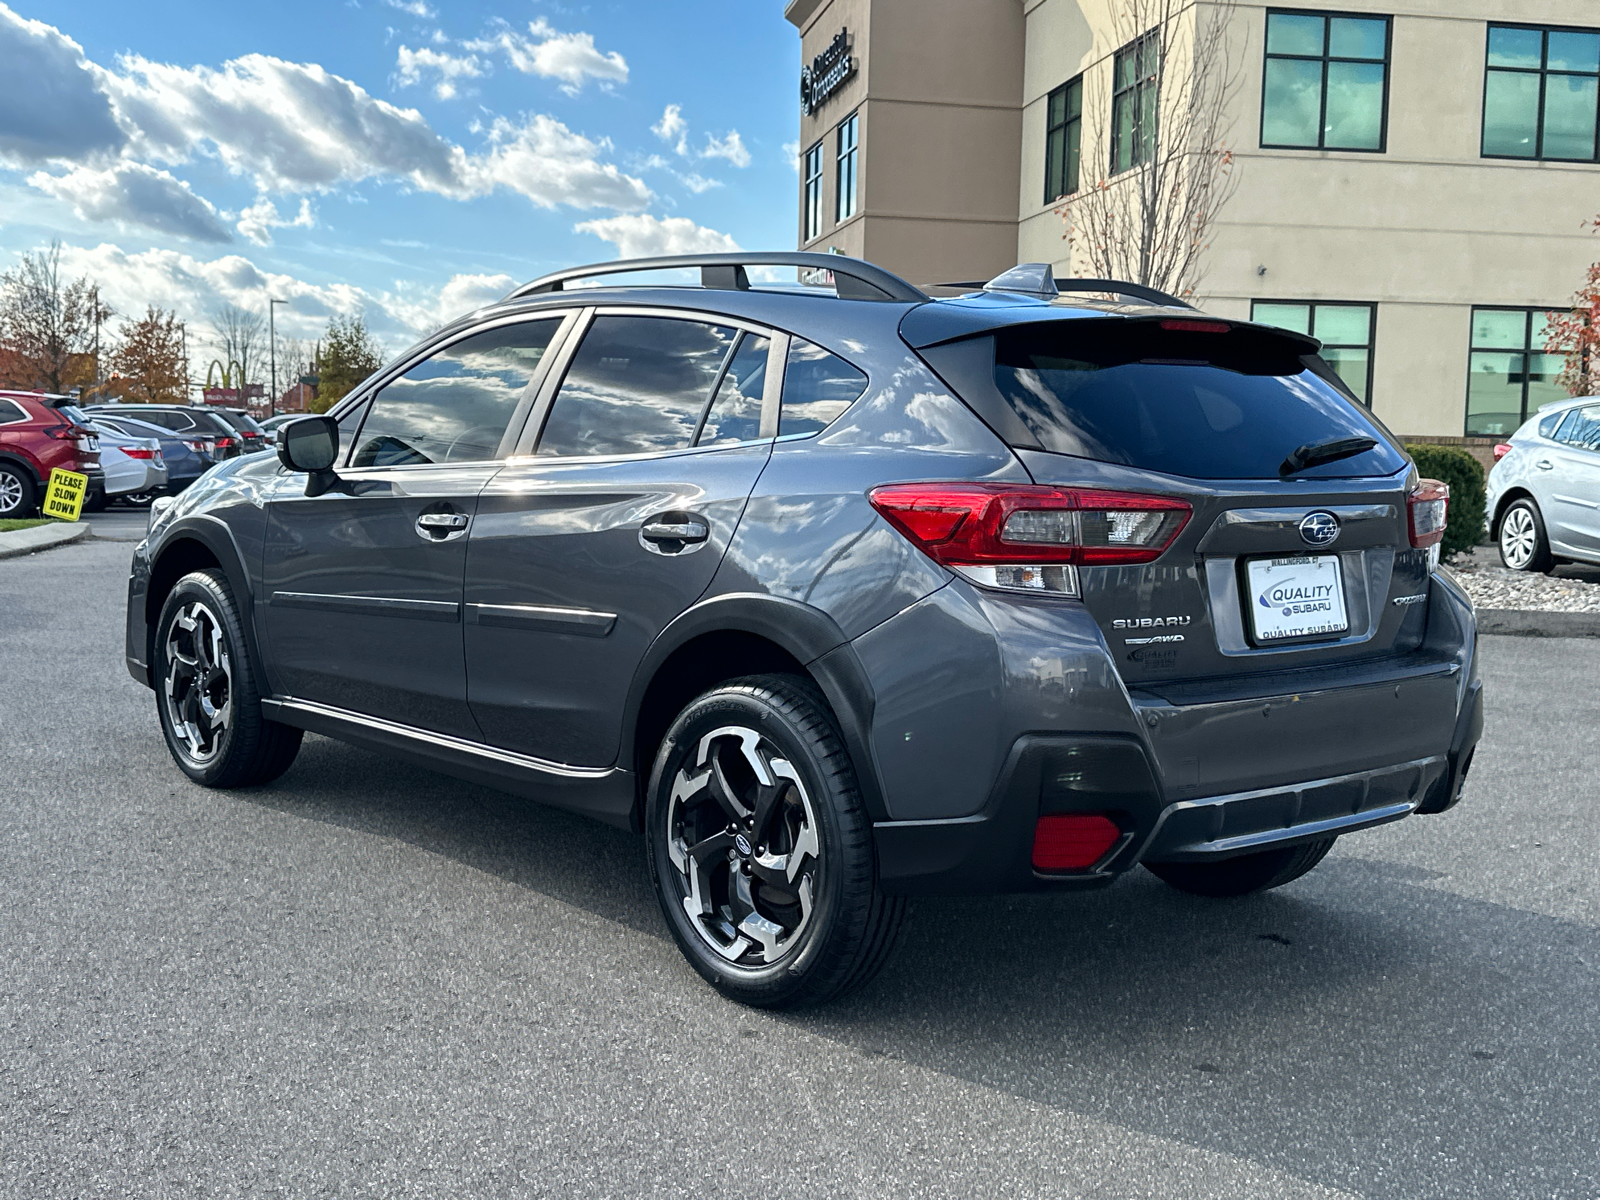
[1558,405,1600,451]
[350,319,560,467]
[537,315,738,457]
[779,339,868,436]
[697,332,769,446]
[988,321,1404,480]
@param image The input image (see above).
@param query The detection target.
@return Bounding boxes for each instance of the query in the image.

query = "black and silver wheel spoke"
[163,601,233,765]
[666,724,821,967]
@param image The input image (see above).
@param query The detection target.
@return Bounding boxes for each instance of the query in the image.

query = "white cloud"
[51,240,517,355]
[701,130,750,169]
[651,104,688,155]
[574,214,739,260]
[394,44,484,99]
[382,0,435,16]
[471,115,651,211]
[26,163,232,242]
[235,196,314,246]
[466,18,627,93]
[678,173,722,195]
[0,3,127,165]
[782,140,801,172]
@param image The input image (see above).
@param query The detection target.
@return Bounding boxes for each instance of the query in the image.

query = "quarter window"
[1466,308,1567,437]
[1262,10,1390,151]
[835,112,859,222]
[1554,404,1600,449]
[538,315,739,457]
[1112,33,1159,174]
[1251,301,1376,404]
[803,142,825,242]
[1044,76,1083,202]
[0,399,26,425]
[350,319,559,467]
[780,339,868,437]
[1483,24,1600,161]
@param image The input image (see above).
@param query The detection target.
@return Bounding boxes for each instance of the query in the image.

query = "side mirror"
[277,416,339,473]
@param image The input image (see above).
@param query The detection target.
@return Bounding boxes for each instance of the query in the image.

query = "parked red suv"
[0,391,104,518]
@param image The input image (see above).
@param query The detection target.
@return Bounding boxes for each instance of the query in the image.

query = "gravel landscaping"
[1449,545,1600,613]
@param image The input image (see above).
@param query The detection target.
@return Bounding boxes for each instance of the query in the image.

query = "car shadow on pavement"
[249,734,1600,1199]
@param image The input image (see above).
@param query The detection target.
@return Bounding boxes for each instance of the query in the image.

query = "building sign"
[801,28,855,115]
[202,384,264,406]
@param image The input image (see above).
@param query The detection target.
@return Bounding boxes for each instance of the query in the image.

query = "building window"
[1045,76,1083,202]
[1483,24,1600,161]
[803,141,824,242]
[1261,10,1390,151]
[1252,300,1376,404]
[1466,308,1567,437]
[1111,33,1159,175]
[835,112,859,222]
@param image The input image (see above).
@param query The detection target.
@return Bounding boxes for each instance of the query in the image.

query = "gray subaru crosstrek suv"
[125,253,1482,1007]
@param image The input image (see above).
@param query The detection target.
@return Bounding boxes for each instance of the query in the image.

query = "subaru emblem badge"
[1299,511,1340,548]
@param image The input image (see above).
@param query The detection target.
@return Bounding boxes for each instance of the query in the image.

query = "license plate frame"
[1244,554,1350,645]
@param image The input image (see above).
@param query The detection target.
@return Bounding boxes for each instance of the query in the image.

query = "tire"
[1144,837,1337,898]
[153,569,302,788]
[0,463,36,518]
[645,674,904,1008]
[82,488,107,514]
[1498,498,1554,573]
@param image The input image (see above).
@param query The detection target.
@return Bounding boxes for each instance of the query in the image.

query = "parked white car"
[87,422,169,510]
[1486,397,1600,571]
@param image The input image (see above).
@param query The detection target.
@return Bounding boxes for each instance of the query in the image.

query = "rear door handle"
[1536,459,1555,470]
[416,511,470,542]
[641,519,709,543]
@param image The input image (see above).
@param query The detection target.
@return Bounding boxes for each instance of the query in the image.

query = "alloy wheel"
[0,471,23,515]
[1500,506,1536,569]
[664,725,822,967]
[163,601,233,765]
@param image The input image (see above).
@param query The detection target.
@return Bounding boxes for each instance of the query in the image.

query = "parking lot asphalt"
[2,538,1596,1199]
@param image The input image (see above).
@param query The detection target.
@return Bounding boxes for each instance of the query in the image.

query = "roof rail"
[937,273,1195,310]
[505,252,928,304]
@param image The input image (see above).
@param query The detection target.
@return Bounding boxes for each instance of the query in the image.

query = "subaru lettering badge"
[1299,511,1340,548]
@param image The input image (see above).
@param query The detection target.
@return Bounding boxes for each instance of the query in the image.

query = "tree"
[209,303,266,389]
[309,314,384,413]
[106,307,189,404]
[1544,214,1600,397]
[0,239,113,394]
[1055,0,1242,300]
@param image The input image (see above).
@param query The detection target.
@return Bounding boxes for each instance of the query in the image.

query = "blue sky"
[0,1,800,366]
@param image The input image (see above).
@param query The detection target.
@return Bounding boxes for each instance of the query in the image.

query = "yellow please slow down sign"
[44,468,88,521]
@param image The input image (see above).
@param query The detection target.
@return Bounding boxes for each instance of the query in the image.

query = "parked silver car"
[88,421,168,510]
[1487,397,1600,571]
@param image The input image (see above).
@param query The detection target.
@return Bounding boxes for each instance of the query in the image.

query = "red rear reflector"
[1032,814,1122,872]
[1407,478,1449,549]
[1492,443,1512,462]
[215,437,237,448]
[120,446,156,459]
[1159,319,1230,334]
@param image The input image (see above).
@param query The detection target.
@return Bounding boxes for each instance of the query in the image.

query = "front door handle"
[1536,459,1555,470]
[641,519,709,543]
[416,511,470,542]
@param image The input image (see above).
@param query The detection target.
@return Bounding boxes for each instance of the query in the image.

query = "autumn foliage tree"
[309,314,385,413]
[1544,214,1600,398]
[0,240,112,394]
[106,307,188,403]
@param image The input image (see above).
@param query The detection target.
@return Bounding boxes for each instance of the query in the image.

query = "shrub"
[1405,444,1486,562]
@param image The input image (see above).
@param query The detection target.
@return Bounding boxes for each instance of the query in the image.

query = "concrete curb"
[0,521,91,561]
[1477,608,1600,639]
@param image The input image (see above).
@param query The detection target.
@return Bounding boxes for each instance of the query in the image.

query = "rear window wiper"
[1280,435,1378,477]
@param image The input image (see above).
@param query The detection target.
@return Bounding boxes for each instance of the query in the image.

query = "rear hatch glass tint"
[988,320,1403,480]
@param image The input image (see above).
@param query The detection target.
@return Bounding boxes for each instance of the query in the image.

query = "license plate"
[1245,555,1348,643]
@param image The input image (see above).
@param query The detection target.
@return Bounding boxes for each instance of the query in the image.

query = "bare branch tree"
[1056,0,1242,300]
[208,302,267,387]
[0,240,113,394]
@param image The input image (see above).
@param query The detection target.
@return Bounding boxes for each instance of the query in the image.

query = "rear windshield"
[212,410,264,434]
[990,322,1403,480]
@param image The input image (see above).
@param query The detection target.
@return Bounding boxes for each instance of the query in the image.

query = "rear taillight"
[1492,443,1512,462]
[867,483,1191,595]
[120,445,157,460]
[1032,814,1122,872]
[214,436,238,453]
[1408,479,1449,549]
